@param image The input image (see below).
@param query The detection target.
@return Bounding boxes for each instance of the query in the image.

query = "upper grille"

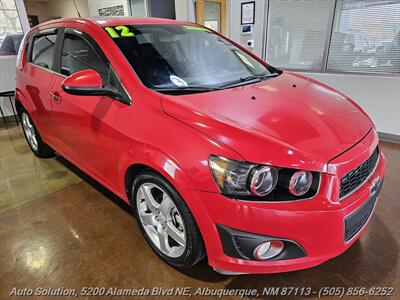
[339,147,379,199]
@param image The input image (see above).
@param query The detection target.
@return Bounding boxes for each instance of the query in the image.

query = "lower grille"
[344,179,381,242]
[339,147,379,199]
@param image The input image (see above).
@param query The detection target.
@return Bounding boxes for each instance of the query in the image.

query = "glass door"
[196,0,226,34]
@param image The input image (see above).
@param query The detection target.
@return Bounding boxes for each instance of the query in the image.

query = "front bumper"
[183,149,386,274]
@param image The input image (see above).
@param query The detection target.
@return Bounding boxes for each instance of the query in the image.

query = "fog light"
[253,240,284,260]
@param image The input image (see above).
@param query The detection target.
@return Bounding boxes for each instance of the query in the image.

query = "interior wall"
[87,0,130,17]
[130,0,147,17]
[23,0,50,23]
[0,56,18,116]
[228,0,400,136]
[23,0,89,21]
[302,72,400,136]
[174,0,195,22]
[229,0,266,55]
[175,0,188,21]
[47,0,89,18]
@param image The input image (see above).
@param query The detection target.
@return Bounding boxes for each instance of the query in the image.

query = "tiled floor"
[1,123,399,299]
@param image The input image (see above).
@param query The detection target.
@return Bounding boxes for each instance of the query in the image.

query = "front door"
[196,0,227,34]
[49,29,122,189]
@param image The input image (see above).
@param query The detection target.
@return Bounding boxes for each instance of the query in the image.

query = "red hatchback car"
[15,17,385,274]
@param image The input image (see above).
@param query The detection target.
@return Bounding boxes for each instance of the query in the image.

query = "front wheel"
[132,171,205,268]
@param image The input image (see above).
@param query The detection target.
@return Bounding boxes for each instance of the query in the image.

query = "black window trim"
[52,27,65,75]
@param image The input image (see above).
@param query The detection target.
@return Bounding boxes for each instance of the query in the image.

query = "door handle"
[50,92,62,103]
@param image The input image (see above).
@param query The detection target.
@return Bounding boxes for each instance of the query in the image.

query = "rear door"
[23,29,59,141]
[49,28,127,189]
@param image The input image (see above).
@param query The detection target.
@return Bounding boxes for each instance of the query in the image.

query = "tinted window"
[61,33,108,81]
[31,34,57,69]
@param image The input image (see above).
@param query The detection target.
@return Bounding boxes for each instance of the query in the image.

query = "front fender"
[116,121,242,200]
[114,88,243,199]
[120,143,195,199]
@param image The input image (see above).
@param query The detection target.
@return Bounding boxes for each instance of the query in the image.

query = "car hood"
[161,72,372,172]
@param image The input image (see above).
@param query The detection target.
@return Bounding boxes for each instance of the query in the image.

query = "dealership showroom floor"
[1,123,399,298]
[1,0,400,299]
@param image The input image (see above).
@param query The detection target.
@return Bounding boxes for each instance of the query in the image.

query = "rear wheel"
[132,171,205,268]
[20,109,54,158]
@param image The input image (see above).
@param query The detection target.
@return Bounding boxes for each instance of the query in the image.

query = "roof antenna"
[72,0,81,17]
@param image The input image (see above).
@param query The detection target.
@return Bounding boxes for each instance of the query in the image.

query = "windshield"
[104,24,280,92]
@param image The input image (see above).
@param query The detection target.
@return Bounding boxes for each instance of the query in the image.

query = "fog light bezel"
[216,224,307,261]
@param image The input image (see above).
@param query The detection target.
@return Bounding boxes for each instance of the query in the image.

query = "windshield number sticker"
[182,25,211,32]
[105,26,134,38]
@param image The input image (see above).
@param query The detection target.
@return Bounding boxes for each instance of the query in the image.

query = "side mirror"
[62,69,121,98]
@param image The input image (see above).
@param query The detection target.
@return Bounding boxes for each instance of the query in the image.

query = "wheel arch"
[14,89,26,116]
[123,155,194,204]
[14,88,36,118]
[124,163,151,202]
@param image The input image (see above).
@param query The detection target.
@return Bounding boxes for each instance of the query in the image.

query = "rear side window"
[31,34,57,69]
[61,33,108,81]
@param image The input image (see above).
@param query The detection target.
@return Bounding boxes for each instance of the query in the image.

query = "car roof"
[89,17,191,26]
[37,17,192,29]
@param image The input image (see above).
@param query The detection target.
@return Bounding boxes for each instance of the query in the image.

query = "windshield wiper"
[154,86,222,94]
[219,73,280,89]
[257,73,280,79]
[219,75,262,88]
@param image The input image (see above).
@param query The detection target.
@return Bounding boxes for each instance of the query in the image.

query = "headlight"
[209,155,320,200]
[209,156,278,196]
[289,170,313,196]
[249,166,278,196]
[209,155,253,196]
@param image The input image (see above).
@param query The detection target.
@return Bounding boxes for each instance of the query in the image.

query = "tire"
[132,170,206,268]
[20,108,54,158]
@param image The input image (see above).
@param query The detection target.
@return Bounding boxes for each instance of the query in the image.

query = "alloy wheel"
[136,183,187,258]
[22,112,38,151]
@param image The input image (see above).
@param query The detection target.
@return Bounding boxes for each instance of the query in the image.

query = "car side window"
[31,34,57,69]
[61,33,108,82]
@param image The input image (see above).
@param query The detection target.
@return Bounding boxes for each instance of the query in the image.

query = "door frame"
[196,0,227,35]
